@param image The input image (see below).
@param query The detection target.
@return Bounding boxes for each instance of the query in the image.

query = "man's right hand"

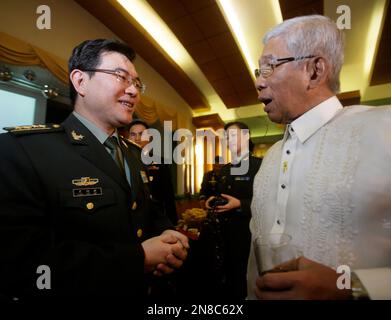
[141,232,188,276]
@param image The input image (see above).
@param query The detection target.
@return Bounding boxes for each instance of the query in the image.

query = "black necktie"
[104,136,125,176]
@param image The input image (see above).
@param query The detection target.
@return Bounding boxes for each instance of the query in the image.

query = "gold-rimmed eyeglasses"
[82,68,146,94]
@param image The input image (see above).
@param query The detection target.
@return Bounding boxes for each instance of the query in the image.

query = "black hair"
[224,121,250,132]
[224,121,254,152]
[68,39,136,105]
[128,119,149,130]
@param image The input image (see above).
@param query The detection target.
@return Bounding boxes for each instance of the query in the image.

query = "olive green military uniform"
[0,114,171,298]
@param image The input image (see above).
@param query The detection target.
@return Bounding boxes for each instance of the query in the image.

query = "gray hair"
[263,15,344,93]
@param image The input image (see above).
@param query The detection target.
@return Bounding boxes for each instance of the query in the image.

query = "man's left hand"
[254,257,352,300]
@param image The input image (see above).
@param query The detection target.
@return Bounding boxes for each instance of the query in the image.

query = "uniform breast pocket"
[58,187,117,213]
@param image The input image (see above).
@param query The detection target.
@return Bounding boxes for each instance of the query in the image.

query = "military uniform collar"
[72,111,118,144]
[62,113,97,145]
[62,114,131,192]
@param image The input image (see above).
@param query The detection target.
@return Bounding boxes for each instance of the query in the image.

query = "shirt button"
[277,220,281,225]
[286,150,291,155]
[281,184,286,189]
[86,202,94,210]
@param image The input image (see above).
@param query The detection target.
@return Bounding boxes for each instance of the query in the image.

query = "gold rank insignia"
[7,124,47,131]
[72,177,99,187]
[71,130,84,141]
[209,175,217,187]
[3,123,62,133]
[132,201,137,210]
[140,171,149,183]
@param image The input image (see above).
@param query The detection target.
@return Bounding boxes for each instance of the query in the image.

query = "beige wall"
[0,0,194,194]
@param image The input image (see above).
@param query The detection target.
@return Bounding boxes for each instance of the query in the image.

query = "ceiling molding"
[75,0,210,110]
[72,0,390,128]
[192,113,225,130]
[146,0,258,108]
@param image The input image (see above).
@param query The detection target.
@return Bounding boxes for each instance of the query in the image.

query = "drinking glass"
[253,233,300,276]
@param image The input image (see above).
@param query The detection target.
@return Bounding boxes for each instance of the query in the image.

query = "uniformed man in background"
[124,119,180,299]
[0,39,188,299]
[125,119,178,225]
[201,121,262,300]
[199,155,224,208]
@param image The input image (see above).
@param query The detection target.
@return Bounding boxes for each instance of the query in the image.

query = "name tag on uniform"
[140,171,149,183]
[234,176,250,181]
[73,187,103,197]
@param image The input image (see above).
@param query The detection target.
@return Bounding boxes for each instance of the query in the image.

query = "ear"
[307,57,329,89]
[69,69,87,99]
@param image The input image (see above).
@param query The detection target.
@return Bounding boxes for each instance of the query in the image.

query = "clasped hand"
[205,194,241,213]
[142,229,189,276]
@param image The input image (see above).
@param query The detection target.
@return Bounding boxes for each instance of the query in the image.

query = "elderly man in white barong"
[248,15,391,300]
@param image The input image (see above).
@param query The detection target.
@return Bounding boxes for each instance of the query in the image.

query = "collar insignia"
[71,130,84,141]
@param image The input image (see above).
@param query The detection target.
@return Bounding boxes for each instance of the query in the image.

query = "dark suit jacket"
[0,114,171,298]
[199,169,220,201]
[194,155,262,300]
[146,160,177,225]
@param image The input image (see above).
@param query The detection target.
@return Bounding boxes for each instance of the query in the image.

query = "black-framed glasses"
[82,68,146,94]
[254,55,315,79]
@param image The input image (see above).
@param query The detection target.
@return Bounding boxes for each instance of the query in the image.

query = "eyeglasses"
[82,68,146,94]
[254,55,315,79]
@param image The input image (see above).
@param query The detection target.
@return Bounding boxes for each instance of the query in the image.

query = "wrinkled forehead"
[259,54,276,65]
[258,37,290,65]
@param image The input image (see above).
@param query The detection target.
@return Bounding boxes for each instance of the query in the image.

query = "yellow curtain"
[0,31,68,84]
